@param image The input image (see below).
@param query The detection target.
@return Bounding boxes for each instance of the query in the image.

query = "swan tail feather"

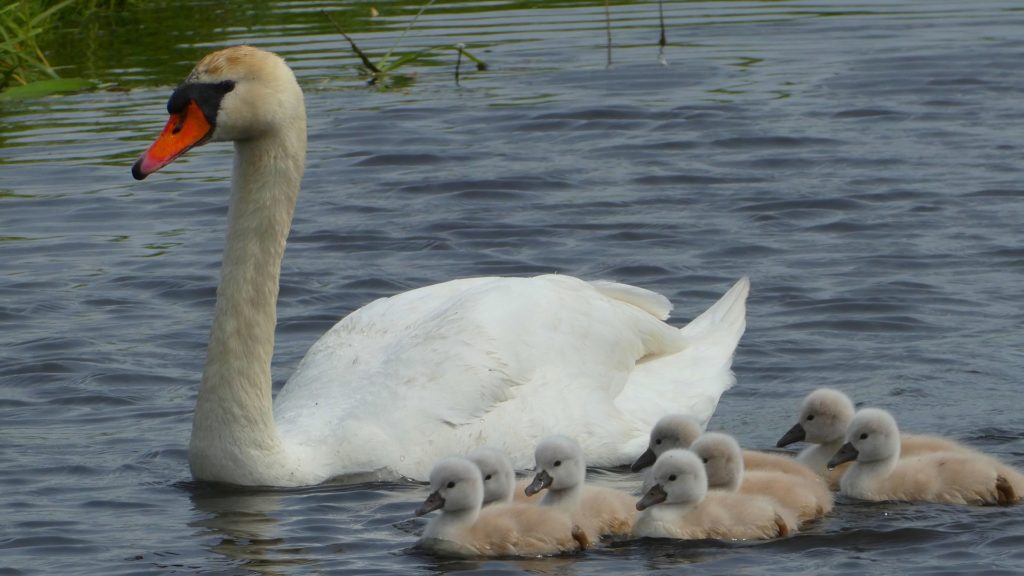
[612,277,750,459]
[588,280,673,320]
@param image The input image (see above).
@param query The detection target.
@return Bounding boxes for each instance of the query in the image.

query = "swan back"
[467,447,515,506]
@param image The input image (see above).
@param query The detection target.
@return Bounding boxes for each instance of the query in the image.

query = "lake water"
[2,0,1023,574]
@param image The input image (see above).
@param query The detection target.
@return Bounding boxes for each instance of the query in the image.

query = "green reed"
[323,1,487,87]
[1,0,137,97]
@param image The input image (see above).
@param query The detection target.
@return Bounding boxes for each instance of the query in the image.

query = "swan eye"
[668,474,677,482]
[860,433,868,440]
[806,414,815,421]
[447,481,456,489]
[484,474,492,481]
[702,458,708,464]
[655,438,662,445]
[554,460,562,467]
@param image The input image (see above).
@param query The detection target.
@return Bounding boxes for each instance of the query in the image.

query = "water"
[2,0,1023,573]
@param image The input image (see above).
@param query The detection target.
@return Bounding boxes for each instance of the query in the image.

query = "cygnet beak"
[415,490,445,516]
[524,469,553,496]
[827,442,859,470]
[776,422,807,447]
[636,483,667,511]
[630,447,658,472]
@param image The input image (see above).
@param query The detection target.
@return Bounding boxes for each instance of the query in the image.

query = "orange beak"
[132,100,213,180]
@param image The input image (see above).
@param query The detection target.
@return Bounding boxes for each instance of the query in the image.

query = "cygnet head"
[525,435,585,496]
[690,432,744,491]
[636,449,708,510]
[416,457,484,516]
[777,388,855,447]
[466,447,515,505]
[827,408,901,469]
[631,414,703,472]
[133,45,305,180]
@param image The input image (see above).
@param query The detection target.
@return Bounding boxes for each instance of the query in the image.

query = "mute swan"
[415,457,588,557]
[777,388,1001,489]
[630,413,702,472]
[525,435,636,540]
[633,449,795,540]
[827,408,1022,505]
[131,45,750,487]
[467,447,540,506]
[690,432,831,524]
[632,413,816,490]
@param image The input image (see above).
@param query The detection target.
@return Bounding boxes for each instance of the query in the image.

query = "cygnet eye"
[484,474,492,481]
[859,433,868,440]
[655,438,662,445]
[554,460,562,467]
[668,474,677,482]
[806,414,815,421]
[447,481,456,489]
[702,458,709,464]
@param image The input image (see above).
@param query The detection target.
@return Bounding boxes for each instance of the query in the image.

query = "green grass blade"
[379,0,437,69]
[0,77,95,100]
[322,10,381,74]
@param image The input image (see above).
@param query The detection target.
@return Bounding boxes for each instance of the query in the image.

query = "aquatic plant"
[0,0,72,89]
[0,0,138,99]
[323,1,487,86]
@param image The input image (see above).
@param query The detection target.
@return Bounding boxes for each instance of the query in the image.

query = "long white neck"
[188,121,307,486]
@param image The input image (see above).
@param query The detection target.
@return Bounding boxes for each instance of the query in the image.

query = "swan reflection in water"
[187,483,309,576]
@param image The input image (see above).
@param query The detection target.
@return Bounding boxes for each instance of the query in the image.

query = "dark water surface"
[2,0,1023,574]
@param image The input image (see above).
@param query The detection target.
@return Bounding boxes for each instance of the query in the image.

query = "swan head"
[416,457,484,516]
[636,449,707,510]
[777,387,855,447]
[132,45,305,180]
[525,435,585,496]
[630,413,702,472]
[827,408,900,469]
[466,447,515,505]
[690,432,743,491]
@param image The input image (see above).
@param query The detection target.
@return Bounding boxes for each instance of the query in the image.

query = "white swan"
[131,45,750,487]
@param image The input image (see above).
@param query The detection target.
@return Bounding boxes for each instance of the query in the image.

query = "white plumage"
[132,45,750,487]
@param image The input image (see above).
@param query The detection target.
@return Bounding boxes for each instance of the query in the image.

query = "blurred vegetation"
[2,0,654,98]
[323,3,487,87]
[1,0,139,97]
